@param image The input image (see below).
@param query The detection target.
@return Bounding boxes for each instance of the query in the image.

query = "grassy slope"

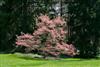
[0,54,100,67]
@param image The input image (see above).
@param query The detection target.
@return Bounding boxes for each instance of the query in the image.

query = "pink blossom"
[49,52,60,56]
[49,29,57,39]
[53,16,64,25]
[46,20,53,24]
[33,31,43,35]
[16,42,30,47]
[37,23,45,28]
[56,43,64,50]
[41,26,49,32]
[18,34,33,39]
[61,42,69,48]
[38,15,50,22]
[59,28,66,35]
[16,15,77,57]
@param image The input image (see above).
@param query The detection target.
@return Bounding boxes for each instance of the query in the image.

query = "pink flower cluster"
[16,15,77,57]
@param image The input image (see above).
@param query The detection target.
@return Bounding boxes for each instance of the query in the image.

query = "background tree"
[0,0,55,52]
[0,0,34,52]
[68,0,100,58]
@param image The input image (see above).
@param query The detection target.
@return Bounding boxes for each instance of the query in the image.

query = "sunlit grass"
[0,54,100,67]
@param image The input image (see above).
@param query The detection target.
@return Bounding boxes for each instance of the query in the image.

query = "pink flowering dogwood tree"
[16,15,77,58]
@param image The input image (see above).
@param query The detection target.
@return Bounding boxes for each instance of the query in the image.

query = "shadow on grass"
[18,56,46,61]
[12,53,100,63]
[13,54,48,61]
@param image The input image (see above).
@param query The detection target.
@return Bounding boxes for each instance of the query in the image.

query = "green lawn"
[0,54,100,67]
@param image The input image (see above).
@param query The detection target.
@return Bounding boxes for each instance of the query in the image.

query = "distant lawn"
[0,54,100,67]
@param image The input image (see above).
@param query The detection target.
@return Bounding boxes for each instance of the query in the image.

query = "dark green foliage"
[0,0,53,52]
[68,0,100,58]
[0,0,34,52]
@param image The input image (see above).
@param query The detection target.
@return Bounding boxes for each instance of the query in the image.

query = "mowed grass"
[0,54,100,67]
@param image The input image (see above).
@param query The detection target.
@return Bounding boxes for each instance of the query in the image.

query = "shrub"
[16,15,77,58]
